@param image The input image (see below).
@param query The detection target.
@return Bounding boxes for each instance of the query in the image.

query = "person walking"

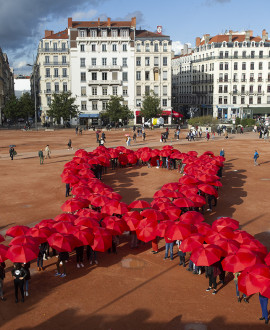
[96,132,100,143]
[11,263,27,303]
[9,146,15,160]
[75,126,78,135]
[65,183,70,197]
[38,149,44,165]
[67,139,73,150]
[101,132,106,142]
[44,145,51,159]
[37,243,46,271]
[133,132,137,142]
[23,262,31,297]
[254,150,259,166]
[143,132,146,141]
[259,293,269,324]
[220,148,225,157]
[0,262,6,301]
[55,251,69,277]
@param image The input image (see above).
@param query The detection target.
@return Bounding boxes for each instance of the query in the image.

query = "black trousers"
[76,246,84,263]
[209,274,217,289]
[14,279,24,300]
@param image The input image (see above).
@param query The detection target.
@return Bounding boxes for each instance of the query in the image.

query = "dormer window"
[120,29,128,37]
[90,29,97,37]
[222,41,226,47]
[112,29,118,37]
[80,30,86,37]
[101,29,107,37]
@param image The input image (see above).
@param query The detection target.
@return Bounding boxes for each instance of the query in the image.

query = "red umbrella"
[180,211,205,224]
[127,153,138,164]
[161,182,180,191]
[91,227,112,252]
[75,209,102,221]
[165,191,184,199]
[214,238,240,256]
[179,176,199,185]
[102,216,128,235]
[102,200,130,215]
[222,247,263,272]
[140,151,151,162]
[48,233,78,252]
[194,222,213,236]
[72,186,92,197]
[187,194,206,207]
[155,220,174,237]
[52,222,77,235]
[165,221,196,241]
[73,229,94,246]
[173,197,195,208]
[6,244,39,263]
[212,217,239,231]
[136,218,157,243]
[141,209,164,221]
[61,174,79,184]
[153,189,173,198]
[265,252,270,266]
[153,201,172,212]
[179,185,199,196]
[61,198,89,213]
[27,227,53,243]
[74,217,100,229]
[206,228,235,243]
[162,207,182,220]
[208,181,223,187]
[6,225,30,238]
[54,213,77,223]
[197,174,220,183]
[198,184,218,198]
[0,235,4,243]
[36,219,56,229]
[233,230,254,244]
[0,244,9,262]
[129,200,151,209]
[160,150,172,157]
[241,239,268,259]
[9,235,39,246]
[89,194,110,207]
[190,244,223,266]
[100,191,122,201]
[238,264,270,296]
[180,234,205,252]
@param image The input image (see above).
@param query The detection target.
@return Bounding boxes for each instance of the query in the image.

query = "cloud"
[72,9,97,21]
[172,41,184,55]
[204,0,231,4]
[115,11,144,25]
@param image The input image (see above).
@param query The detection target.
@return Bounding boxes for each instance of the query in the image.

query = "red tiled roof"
[44,29,68,39]
[199,34,264,46]
[136,29,169,38]
[71,21,133,28]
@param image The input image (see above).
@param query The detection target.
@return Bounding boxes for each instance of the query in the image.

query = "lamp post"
[27,63,38,130]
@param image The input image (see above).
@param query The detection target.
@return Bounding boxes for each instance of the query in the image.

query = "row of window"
[136,43,168,53]
[136,85,168,96]
[90,86,127,96]
[136,98,168,107]
[218,95,270,105]
[80,43,128,52]
[45,55,67,64]
[45,82,68,93]
[219,61,266,70]
[136,56,168,66]
[218,84,270,93]
[79,28,129,38]
[136,70,168,81]
[80,71,127,82]
[45,68,68,78]
[44,42,67,51]
[219,50,266,59]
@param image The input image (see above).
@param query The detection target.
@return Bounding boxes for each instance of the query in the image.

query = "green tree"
[19,92,35,120]
[103,96,132,123]
[3,95,20,122]
[140,93,161,120]
[48,92,79,124]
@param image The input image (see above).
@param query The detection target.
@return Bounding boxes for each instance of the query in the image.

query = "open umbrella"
[136,218,157,243]
[165,222,196,241]
[141,209,164,221]
[89,194,111,207]
[173,197,195,208]
[212,217,239,231]
[241,239,268,259]
[179,176,199,185]
[0,244,9,262]
[190,244,223,266]
[194,222,213,236]
[75,209,102,221]
[0,234,4,243]
[180,233,205,253]
[54,213,78,223]
[61,198,89,213]
[214,238,240,256]
[74,217,100,229]
[91,227,112,252]
[129,200,151,209]
[27,227,53,243]
[102,216,128,235]
[6,225,30,238]
[187,194,206,207]
[233,230,254,244]
[162,206,182,221]
[6,244,39,263]
[161,182,180,191]
[9,235,39,247]
[47,233,78,252]
[52,222,76,235]
[73,228,94,246]
[180,211,205,225]
[155,220,174,237]
[198,184,218,198]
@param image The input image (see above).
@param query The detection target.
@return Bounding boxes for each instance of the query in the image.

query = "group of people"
[38,145,51,165]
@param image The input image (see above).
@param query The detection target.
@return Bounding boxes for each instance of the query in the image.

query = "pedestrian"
[254,150,259,166]
[38,149,44,165]
[206,131,210,141]
[99,138,105,146]
[55,251,69,277]
[0,262,6,301]
[11,263,27,303]
[37,243,46,271]
[224,130,228,139]
[96,132,100,143]
[67,139,73,150]
[164,236,174,260]
[156,156,160,169]
[130,231,138,248]
[101,132,106,142]
[79,127,83,135]
[143,132,146,141]
[234,272,248,303]
[65,183,70,197]
[23,262,31,297]
[259,293,269,324]
[75,246,84,268]
[205,263,221,295]
[176,240,186,267]
[176,129,180,140]
[133,132,137,142]
[133,125,136,132]
[126,136,131,147]
[86,245,98,265]
[75,126,78,135]
[151,237,159,254]
[44,145,51,159]
[220,148,225,157]
[9,146,15,160]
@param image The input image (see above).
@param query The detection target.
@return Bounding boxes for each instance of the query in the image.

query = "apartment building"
[0,49,14,125]
[134,30,172,124]
[172,30,270,120]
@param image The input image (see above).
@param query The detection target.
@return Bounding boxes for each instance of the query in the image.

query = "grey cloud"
[204,0,231,5]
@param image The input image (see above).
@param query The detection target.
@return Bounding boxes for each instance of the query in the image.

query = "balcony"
[39,48,68,53]
[43,62,69,66]
[88,80,122,85]
[88,95,110,100]
[87,65,122,71]
[44,89,51,94]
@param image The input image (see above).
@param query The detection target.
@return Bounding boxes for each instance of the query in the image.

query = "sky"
[1,0,270,75]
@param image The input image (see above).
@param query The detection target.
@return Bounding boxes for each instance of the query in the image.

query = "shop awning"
[161,110,171,116]
[135,111,141,116]
[243,107,270,115]
[79,113,99,118]
[172,111,183,118]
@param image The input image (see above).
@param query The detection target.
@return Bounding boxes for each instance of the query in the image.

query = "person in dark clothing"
[23,263,31,297]
[143,132,146,141]
[161,156,166,168]
[96,132,100,142]
[205,263,221,295]
[259,293,269,324]
[67,139,72,150]
[101,132,106,142]
[86,245,98,265]
[177,240,186,267]
[55,252,69,277]
[0,262,6,301]
[75,246,84,268]
[133,133,137,142]
[65,183,70,197]
[37,243,47,271]
[11,263,27,303]
[75,126,78,135]
[9,147,15,160]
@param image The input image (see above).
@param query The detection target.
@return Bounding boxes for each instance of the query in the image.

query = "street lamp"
[27,63,39,129]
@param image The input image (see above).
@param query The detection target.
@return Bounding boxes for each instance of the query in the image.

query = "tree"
[103,96,132,123]
[48,92,79,124]
[3,95,20,122]
[140,93,162,120]
[19,92,35,120]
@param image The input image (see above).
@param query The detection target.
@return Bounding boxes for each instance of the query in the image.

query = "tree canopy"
[140,93,162,120]
[48,92,79,124]
[3,95,20,122]
[103,96,132,123]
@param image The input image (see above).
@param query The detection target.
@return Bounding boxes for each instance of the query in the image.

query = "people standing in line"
[254,150,259,166]
[86,245,98,265]
[9,146,15,160]
[11,263,27,303]
[37,243,46,271]
[177,240,186,267]
[164,236,174,260]
[55,251,69,277]
[205,263,220,295]
[65,183,70,197]
[0,262,6,301]
[38,149,44,165]
[44,145,51,159]
[75,246,84,268]
[67,139,73,150]
[23,262,31,297]
[259,293,269,324]
[233,272,248,303]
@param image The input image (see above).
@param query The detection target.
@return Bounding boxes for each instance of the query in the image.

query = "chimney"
[98,18,100,27]
[245,30,250,42]
[229,30,233,42]
[196,37,201,47]
[68,17,72,28]
[131,17,136,28]
[107,17,111,27]
[262,29,268,41]
[45,30,54,38]
[204,34,210,44]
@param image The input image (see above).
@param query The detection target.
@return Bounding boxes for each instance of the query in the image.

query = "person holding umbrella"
[205,262,221,295]
[259,293,269,324]
[75,246,84,268]
[234,272,248,303]
[11,263,27,303]
[23,262,31,297]
[55,252,69,277]
[164,236,174,261]
[86,245,98,265]
[0,262,6,301]
[177,240,186,267]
